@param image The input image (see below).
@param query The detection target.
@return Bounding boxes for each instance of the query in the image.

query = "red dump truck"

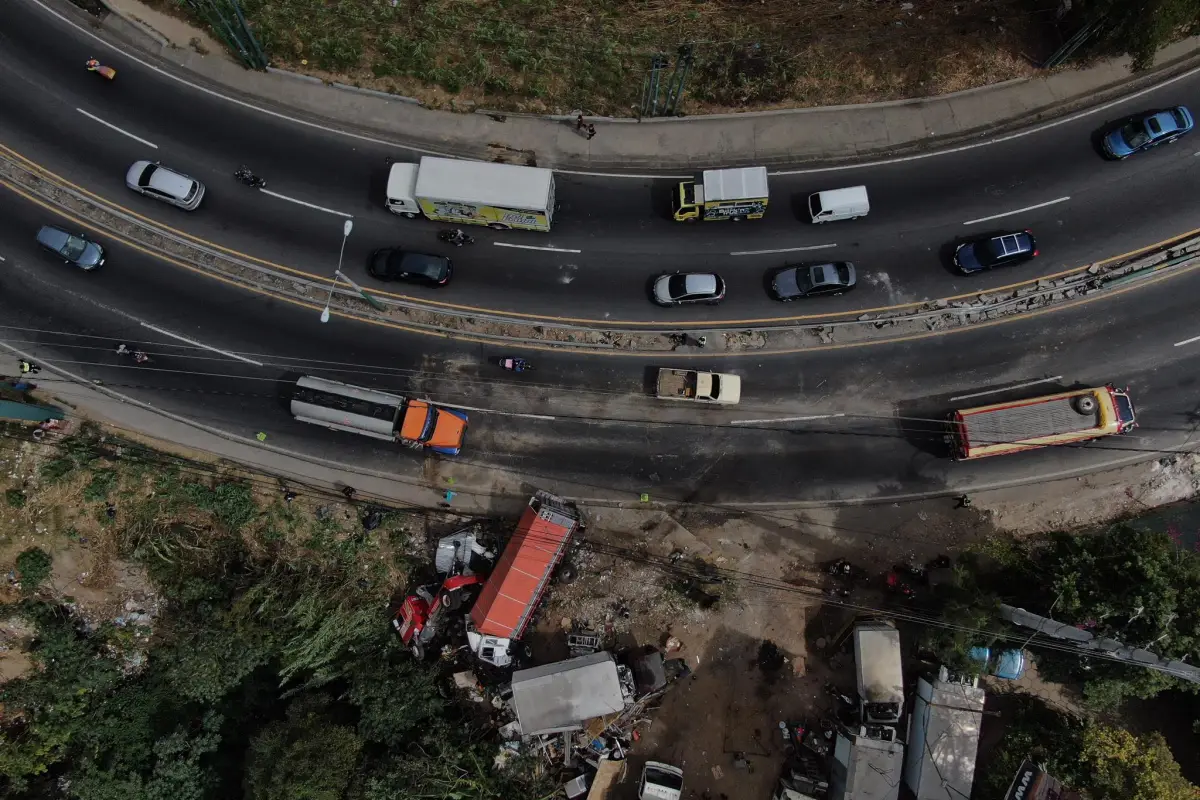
[947,384,1136,460]
[467,490,581,667]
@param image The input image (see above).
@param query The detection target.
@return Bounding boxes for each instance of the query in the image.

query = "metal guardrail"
[2,148,1197,354]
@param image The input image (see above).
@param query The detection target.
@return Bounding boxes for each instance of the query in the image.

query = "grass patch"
[5,488,25,508]
[146,0,1046,114]
[15,546,53,593]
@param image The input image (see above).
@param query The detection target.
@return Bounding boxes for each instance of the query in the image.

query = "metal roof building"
[903,668,986,800]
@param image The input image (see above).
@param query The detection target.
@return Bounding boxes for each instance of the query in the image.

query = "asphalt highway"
[3,184,1199,503]
[3,0,1200,503]
[4,0,1200,325]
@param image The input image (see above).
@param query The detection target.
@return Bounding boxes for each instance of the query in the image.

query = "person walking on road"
[576,113,585,132]
[342,486,357,501]
[586,123,596,140]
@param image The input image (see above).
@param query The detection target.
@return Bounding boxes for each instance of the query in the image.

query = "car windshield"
[668,274,689,297]
[1121,122,1150,149]
[60,235,87,261]
[398,253,441,278]
[835,263,852,283]
[1114,393,1135,423]
[645,768,684,790]
[794,268,815,292]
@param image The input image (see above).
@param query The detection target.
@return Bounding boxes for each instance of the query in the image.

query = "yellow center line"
[5,141,1195,329]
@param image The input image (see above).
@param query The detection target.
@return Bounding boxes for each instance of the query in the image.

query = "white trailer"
[385,157,555,231]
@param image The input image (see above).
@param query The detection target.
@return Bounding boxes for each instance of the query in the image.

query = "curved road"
[3,0,1200,325]
[1,0,1198,504]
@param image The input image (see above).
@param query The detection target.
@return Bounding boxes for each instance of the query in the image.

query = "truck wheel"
[556,562,578,584]
[487,223,510,230]
[731,216,744,222]
[403,212,418,219]
[1074,395,1097,414]
[410,642,426,660]
[681,217,697,223]
[441,589,463,610]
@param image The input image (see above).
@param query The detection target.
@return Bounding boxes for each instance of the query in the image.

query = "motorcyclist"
[234,166,265,187]
[86,58,101,71]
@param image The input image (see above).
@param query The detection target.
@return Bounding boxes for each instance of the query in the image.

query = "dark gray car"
[768,261,856,300]
[35,225,105,270]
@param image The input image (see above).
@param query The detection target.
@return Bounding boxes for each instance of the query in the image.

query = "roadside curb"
[70,0,1200,172]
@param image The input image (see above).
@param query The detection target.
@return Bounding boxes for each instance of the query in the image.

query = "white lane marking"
[494,242,583,254]
[731,413,845,425]
[730,243,837,256]
[1173,334,1200,347]
[139,323,264,366]
[948,375,1063,402]
[35,0,1200,180]
[768,66,1200,176]
[75,108,158,149]
[962,196,1070,226]
[258,189,354,218]
[427,400,556,421]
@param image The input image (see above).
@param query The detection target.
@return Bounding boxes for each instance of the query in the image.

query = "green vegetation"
[917,524,1200,797]
[148,0,1041,113]
[0,428,553,799]
[14,547,53,594]
[5,488,25,508]
[1084,0,1200,69]
[976,694,1199,800]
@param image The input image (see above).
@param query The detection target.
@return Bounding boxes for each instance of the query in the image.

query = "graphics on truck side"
[384,157,556,231]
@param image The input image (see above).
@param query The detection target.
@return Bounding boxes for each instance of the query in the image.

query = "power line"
[7,424,1194,679]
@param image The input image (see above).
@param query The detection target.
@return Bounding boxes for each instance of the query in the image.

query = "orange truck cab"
[399,400,468,455]
[948,384,1136,460]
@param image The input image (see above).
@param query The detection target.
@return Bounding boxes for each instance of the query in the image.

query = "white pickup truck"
[654,369,741,405]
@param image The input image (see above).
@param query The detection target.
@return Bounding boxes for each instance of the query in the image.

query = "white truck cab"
[638,761,684,800]
[385,162,421,217]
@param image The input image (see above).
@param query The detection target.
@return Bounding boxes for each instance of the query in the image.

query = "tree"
[1015,525,1200,708]
[1078,722,1200,800]
[1080,0,1200,70]
[243,694,363,800]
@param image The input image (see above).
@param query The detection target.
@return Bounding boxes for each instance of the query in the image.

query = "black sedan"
[768,262,856,300]
[35,225,105,270]
[953,231,1037,275]
[367,248,452,286]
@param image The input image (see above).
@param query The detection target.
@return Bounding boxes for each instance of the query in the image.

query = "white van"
[808,185,869,223]
[639,762,684,800]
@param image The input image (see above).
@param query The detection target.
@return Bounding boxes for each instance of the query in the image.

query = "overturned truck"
[394,490,581,667]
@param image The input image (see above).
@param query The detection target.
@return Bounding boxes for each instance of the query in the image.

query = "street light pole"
[320,219,354,323]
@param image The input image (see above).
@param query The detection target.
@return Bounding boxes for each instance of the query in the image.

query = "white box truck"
[853,620,904,725]
[385,156,556,231]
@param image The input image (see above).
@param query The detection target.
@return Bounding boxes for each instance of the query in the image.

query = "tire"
[1074,395,1097,415]
[410,641,426,660]
[557,562,578,584]
[403,212,418,219]
[487,223,510,230]
[441,589,463,610]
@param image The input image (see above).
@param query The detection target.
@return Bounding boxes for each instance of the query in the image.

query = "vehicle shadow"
[274,371,303,412]
[893,398,954,459]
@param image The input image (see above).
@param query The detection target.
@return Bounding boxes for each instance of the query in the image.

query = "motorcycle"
[499,357,533,373]
[438,229,474,247]
[234,167,267,188]
[115,344,152,364]
[86,58,117,80]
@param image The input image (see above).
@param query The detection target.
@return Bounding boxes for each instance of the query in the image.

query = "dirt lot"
[123,0,1049,114]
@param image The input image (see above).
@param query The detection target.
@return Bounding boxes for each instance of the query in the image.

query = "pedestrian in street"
[586,124,596,141]
[342,486,357,501]
[575,113,585,132]
[19,361,39,375]
[954,494,972,509]
[283,490,297,503]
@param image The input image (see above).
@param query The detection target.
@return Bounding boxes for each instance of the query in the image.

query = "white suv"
[125,160,205,211]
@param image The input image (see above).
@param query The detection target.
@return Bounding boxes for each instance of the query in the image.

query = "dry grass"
[146,0,1050,113]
